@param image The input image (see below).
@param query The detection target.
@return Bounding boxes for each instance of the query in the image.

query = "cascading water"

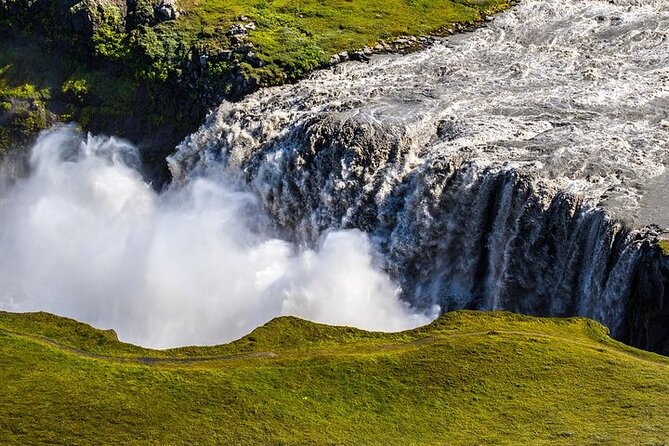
[170,0,669,352]
[0,127,431,348]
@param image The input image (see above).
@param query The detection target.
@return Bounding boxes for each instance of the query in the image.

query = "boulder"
[227,24,248,36]
[349,51,370,62]
[153,0,178,22]
[69,0,127,37]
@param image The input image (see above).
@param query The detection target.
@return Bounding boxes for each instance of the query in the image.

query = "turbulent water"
[0,128,430,348]
[171,0,669,351]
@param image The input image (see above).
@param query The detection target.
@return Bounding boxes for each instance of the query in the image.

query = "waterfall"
[0,0,667,352]
[170,0,669,352]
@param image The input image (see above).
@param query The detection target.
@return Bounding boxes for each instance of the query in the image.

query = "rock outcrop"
[70,0,127,37]
[153,0,178,22]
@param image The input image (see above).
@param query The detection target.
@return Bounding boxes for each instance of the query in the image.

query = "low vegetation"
[0,0,511,177]
[1,310,668,445]
[174,0,511,84]
[659,239,669,256]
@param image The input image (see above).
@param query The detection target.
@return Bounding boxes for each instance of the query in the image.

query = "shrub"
[61,77,89,103]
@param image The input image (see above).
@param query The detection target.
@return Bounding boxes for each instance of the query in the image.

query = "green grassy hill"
[1,310,668,445]
[174,0,510,79]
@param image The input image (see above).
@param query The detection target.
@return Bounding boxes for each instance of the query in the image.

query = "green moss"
[92,23,131,61]
[70,0,129,60]
[132,27,184,81]
[0,71,48,103]
[16,107,48,133]
[0,310,668,445]
[659,239,669,256]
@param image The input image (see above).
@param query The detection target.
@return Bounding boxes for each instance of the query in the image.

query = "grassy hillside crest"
[1,310,668,445]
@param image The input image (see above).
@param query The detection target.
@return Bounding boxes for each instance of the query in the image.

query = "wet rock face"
[625,247,669,354]
[239,115,415,240]
[254,133,646,339]
[174,109,668,353]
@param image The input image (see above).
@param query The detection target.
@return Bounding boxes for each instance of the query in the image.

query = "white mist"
[0,127,433,348]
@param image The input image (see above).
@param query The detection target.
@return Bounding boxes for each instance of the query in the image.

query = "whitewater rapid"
[174,0,669,229]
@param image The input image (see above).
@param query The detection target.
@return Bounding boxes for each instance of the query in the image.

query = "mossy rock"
[69,0,127,37]
[659,239,669,257]
[0,98,56,152]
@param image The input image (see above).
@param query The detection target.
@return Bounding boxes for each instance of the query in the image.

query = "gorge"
[1,0,669,354]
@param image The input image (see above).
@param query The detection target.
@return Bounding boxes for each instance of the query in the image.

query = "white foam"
[0,127,432,348]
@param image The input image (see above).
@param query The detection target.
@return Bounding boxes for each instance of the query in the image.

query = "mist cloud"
[0,127,433,348]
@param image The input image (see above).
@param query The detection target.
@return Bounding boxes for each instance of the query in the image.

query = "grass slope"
[176,0,510,74]
[1,310,668,445]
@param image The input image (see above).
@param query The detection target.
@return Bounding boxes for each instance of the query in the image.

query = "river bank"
[0,0,511,186]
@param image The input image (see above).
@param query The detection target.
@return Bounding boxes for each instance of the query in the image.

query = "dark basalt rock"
[624,245,669,354]
[153,0,178,22]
